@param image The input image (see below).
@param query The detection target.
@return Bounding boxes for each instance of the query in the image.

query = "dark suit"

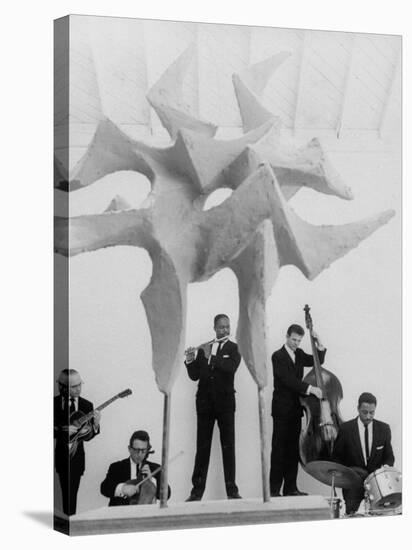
[270,345,326,495]
[332,418,394,513]
[100,457,170,505]
[54,395,98,515]
[186,339,241,498]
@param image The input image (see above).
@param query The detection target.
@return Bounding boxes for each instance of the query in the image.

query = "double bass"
[299,305,343,465]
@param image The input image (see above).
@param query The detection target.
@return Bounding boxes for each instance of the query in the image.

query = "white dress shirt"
[285,345,296,363]
[358,417,373,466]
[208,337,229,364]
[115,458,139,497]
[285,345,312,395]
[61,395,78,411]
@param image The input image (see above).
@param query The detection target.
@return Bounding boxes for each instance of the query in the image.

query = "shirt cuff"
[114,483,126,498]
[306,385,312,395]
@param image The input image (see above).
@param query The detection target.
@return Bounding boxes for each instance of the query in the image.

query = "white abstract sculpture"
[55,47,394,504]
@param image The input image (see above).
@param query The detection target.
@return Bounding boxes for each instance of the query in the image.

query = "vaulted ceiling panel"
[69,16,103,124]
[142,20,198,134]
[87,16,149,125]
[343,34,400,130]
[197,23,250,127]
[54,19,70,126]
[297,31,348,129]
[249,27,302,127]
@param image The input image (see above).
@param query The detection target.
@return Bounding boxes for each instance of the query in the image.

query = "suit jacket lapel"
[368,421,378,465]
[352,419,366,466]
[219,340,228,354]
[283,346,295,369]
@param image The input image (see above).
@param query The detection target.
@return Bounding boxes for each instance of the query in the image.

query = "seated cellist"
[100,430,171,505]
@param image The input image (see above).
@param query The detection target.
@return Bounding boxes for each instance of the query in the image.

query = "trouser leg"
[283,416,301,495]
[59,470,81,516]
[342,467,368,514]
[270,416,288,494]
[342,486,365,514]
[217,410,238,496]
[191,412,215,497]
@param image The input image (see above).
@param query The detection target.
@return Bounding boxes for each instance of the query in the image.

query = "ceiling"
[54,16,401,153]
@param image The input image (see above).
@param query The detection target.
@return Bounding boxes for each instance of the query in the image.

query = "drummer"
[332,392,395,515]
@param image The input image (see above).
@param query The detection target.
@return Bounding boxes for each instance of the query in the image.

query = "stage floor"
[60,495,331,536]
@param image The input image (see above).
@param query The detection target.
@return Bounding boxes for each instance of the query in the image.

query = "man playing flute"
[185,314,242,501]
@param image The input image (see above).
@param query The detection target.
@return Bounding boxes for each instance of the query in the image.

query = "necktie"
[209,341,222,366]
[364,424,370,463]
[70,397,76,415]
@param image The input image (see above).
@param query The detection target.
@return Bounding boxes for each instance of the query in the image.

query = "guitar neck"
[96,394,122,412]
[80,394,122,423]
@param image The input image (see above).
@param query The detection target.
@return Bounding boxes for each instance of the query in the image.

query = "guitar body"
[66,411,94,458]
[61,388,132,459]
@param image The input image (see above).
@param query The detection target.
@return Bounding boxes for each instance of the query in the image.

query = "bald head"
[58,369,83,398]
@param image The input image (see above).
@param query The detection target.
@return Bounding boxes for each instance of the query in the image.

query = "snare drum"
[364,467,402,510]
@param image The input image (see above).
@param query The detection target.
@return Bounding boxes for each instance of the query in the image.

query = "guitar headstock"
[303,304,313,331]
[119,388,132,398]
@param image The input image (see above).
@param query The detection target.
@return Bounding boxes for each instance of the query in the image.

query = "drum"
[364,467,402,510]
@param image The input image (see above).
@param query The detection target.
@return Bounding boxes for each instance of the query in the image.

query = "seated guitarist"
[100,430,171,505]
[54,369,101,516]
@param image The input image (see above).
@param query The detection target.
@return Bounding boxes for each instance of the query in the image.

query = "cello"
[299,305,343,465]
[123,450,183,505]
[126,449,158,505]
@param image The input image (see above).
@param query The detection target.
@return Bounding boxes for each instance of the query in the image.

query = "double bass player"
[270,323,325,497]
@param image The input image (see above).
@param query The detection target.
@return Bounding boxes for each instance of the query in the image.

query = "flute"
[184,335,228,357]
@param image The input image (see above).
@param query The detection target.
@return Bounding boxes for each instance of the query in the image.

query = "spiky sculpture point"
[55,46,394,397]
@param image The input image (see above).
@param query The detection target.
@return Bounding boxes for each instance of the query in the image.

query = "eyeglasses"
[129,447,148,454]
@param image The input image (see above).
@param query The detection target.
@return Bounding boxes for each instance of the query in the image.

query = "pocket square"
[223,355,230,358]
[376,445,384,450]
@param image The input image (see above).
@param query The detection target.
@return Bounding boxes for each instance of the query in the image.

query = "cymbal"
[304,461,363,489]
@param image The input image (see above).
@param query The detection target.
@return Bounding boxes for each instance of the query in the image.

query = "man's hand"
[93,410,101,427]
[122,483,138,498]
[309,386,323,400]
[185,347,197,363]
[140,463,151,478]
[311,330,325,350]
[67,425,79,435]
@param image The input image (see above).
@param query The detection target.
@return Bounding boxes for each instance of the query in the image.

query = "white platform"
[58,495,331,536]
